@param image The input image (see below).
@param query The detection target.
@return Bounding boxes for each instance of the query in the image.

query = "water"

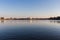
[0,20,60,40]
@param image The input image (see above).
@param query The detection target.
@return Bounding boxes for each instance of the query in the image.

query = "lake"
[0,20,60,40]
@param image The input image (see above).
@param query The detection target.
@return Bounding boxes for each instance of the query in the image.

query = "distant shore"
[0,16,60,20]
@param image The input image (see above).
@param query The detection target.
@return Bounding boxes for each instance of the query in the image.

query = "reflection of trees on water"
[1,20,4,23]
[0,20,33,24]
[1,20,60,24]
[50,20,60,23]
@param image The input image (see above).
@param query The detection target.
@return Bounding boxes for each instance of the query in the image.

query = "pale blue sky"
[0,0,60,18]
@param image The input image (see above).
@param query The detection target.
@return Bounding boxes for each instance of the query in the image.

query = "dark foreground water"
[0,20,60,40]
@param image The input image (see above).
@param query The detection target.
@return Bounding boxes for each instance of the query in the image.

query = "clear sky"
[0,0,60,18]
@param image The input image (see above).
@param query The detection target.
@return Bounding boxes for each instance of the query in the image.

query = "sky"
[0,0,60,18]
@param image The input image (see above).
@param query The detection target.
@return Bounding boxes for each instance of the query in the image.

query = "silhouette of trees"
[0,17,4,20]
[49,16,60,20]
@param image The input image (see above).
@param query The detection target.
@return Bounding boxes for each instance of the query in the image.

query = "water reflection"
[0,20,33,24]
[0,20,60,24]
[0,20,60,40]
[0,20,4,23]
[0,20,60,23]
[50,20,60,24]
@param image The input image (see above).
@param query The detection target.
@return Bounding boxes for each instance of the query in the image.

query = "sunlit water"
[0,20,60,40]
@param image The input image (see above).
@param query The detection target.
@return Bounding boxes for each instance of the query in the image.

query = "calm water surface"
[0,20,60,40]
